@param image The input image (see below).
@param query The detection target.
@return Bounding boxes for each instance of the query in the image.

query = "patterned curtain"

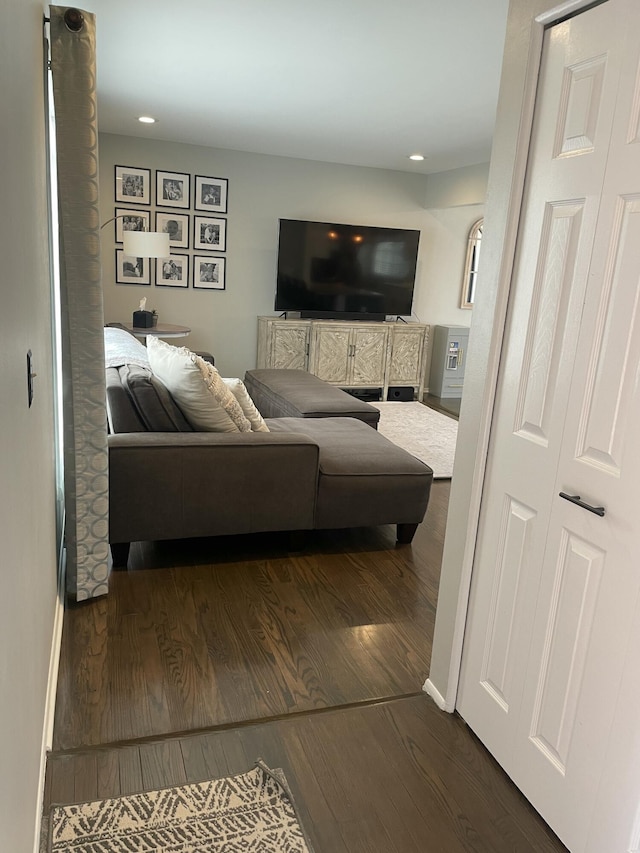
[50,6,110,600]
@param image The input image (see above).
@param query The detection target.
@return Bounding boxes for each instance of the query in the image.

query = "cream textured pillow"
[146,337,251,433]
[195,359,252,432]
[223,378,270,432]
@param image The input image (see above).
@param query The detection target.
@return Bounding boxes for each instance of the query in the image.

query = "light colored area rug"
[48,760,313,852]
[372,401,458,479]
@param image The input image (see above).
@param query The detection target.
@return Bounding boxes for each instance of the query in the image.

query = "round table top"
[126,323,191,339]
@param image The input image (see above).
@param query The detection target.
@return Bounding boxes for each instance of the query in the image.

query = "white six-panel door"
[458,1,640,850]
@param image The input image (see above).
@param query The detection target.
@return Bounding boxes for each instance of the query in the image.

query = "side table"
[126,323,191,340]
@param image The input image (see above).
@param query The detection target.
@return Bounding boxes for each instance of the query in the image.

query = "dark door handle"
[559,492,605,517]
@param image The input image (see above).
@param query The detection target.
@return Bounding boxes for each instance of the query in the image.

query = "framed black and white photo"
[156,253,189,288]
[114,208,150,243]
[115,249,150,285]
[193,215,227,251]
[193,255,226,290]
[194,175,228,213]
[156,170,190,209]
[155,211,189,248]
[115,165,151,205]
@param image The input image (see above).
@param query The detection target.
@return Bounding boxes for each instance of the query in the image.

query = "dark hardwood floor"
[46,481,567,851]
[423,393,461,419]
[45,697,564,853]
[52,511,444,750]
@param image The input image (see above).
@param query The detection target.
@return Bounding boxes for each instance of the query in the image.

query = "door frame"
[424,0,609,712]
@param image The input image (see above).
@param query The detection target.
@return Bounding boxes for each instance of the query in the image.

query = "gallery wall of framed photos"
[113,164,228,292]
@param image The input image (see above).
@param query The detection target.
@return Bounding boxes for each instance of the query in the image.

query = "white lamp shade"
[123,231,170,258]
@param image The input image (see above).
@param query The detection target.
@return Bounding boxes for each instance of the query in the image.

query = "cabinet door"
[271,322,309,370]
[310,324,351,383]
[388,326,426,385]
[351,326,388,385]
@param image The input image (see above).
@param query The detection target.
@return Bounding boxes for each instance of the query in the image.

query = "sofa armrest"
[108,431,319,544]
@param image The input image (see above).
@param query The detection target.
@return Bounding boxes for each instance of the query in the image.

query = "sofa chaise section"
[244,368,380,428]
[268,417,432,542]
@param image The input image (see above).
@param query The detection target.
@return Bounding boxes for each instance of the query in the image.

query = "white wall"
[412,204,483,329]
[99,133,486,381]
[0,1,59,849]
[406,163,488,386]
[424,162,489,208]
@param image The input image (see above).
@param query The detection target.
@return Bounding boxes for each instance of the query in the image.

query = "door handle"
[559,492,606,517]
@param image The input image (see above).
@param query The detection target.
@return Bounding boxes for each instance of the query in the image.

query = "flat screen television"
[275,219,420,321]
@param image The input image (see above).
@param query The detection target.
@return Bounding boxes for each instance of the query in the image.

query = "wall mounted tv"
[275,219,420,321]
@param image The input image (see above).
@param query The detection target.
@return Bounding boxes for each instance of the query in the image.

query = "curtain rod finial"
[64,8,85,32]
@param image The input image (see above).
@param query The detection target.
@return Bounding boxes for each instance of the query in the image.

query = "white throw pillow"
[146,337,251,433]
[223,378,270,432]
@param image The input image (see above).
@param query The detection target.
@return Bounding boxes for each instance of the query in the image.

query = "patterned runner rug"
[48,760,313,852]
[372,401,459,479]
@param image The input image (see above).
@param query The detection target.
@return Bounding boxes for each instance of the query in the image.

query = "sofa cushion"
[244,368,380,428]
[147,336,251,433]
[106,364,193,433]
[121,364,193,432]
[106,366,146,433]
[223,378,270,432]
[267,417,433,529]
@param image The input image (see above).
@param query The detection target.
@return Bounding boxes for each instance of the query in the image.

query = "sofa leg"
[396,523,418,544]
[110,542,130,568]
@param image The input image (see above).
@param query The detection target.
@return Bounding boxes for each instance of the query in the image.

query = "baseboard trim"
[422,677,454,712]
[33,547,66,853]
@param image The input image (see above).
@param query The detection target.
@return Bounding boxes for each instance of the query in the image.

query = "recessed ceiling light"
[138,115,157,124]
[409,153,425,161]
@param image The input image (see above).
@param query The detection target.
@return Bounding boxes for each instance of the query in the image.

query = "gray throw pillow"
[120,364,193,432]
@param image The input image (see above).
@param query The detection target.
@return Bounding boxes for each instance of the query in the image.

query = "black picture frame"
[194,175,228,213]
[193,255,226,290]
[156,253,189,288]
[114,207,150,243]
[155,211,189,248]
[193,215,227,251]
[115,249,150,285]
[115,165,151,205]
[156,170,190,209]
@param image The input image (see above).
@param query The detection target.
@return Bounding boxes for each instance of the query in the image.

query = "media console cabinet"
[256,316,430,401]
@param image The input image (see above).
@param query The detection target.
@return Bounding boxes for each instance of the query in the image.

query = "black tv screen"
[275,219,420,321]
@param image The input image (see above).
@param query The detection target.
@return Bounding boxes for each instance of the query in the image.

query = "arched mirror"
[460,217,483,309]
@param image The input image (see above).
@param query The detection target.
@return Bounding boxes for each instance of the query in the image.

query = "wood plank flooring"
[45,696,565,853]
[53,485,447,751]
[423,393,461,419]
[46,481,567,851]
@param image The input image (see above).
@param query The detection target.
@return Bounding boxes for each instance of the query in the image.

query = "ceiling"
[81,0,509,175]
